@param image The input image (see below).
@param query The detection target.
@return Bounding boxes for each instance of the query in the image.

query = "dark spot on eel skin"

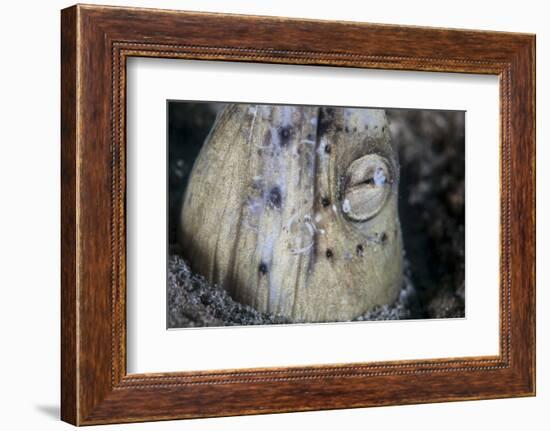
[279,126,292,146]
[325,248,333,259]
[321,196,330,207]
[324,144,331,154]
[335,126,343,133]
[345,126,350,133]
[317,107,335,137]
[380,232,388,244]
[268,186,282,209]
[258,262,268,275]
[356,244,364,256]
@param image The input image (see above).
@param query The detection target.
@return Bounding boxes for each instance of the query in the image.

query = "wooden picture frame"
[61,4,536,425]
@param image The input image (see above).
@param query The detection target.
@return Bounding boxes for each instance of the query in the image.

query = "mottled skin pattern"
[179,104,403,322]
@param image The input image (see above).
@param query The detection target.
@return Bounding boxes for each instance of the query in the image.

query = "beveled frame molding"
[61,4,535,425]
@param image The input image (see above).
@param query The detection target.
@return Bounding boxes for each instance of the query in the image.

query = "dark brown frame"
[61,4,536,426]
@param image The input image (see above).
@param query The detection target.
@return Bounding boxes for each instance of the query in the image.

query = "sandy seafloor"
[167,106,465,327]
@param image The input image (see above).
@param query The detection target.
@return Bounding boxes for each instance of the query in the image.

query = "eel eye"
[342,154,393,222]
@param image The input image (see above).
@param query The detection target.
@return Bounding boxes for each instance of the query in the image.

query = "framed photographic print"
[61,4,535,425]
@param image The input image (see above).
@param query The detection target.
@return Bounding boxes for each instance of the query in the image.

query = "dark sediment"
[389,109,465,319]
[168,251,291,328]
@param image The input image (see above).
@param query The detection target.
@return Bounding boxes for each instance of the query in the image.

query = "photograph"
[167,102,466,328]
